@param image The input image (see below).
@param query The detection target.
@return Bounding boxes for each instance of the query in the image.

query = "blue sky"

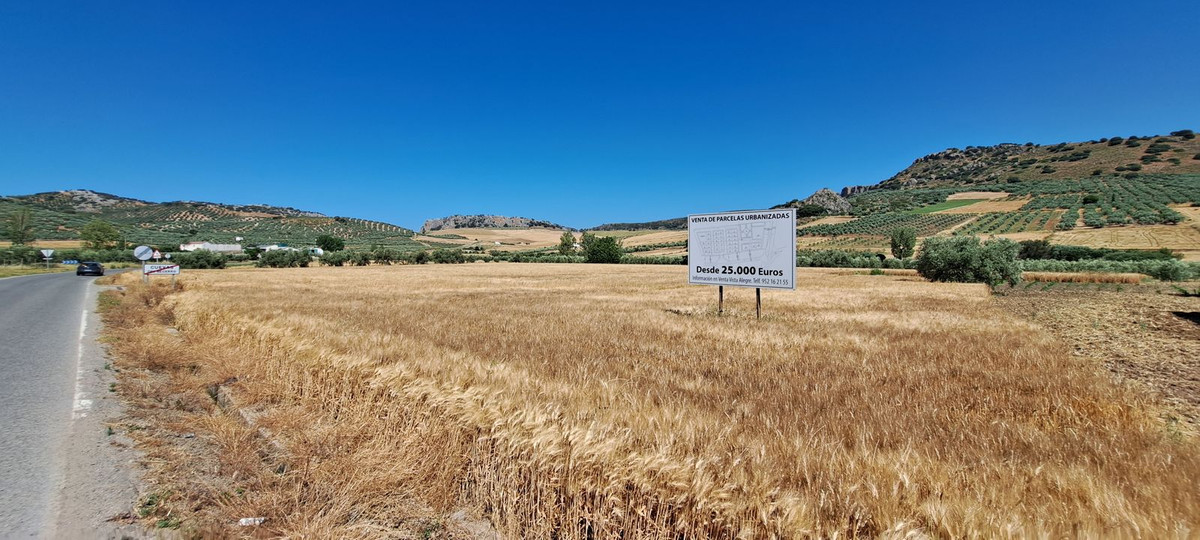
[1,1,1197,229]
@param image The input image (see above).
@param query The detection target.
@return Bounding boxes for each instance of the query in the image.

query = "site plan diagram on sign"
[693,222,784,265]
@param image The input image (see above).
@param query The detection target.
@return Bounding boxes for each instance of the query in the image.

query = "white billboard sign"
[143,264,180,276]
[688,208,796,290]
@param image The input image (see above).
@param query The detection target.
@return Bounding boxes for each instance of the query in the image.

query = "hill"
[0,190,422,250]
[877,129,1200,190]
[587,217,687,231]
[420,214,567,233]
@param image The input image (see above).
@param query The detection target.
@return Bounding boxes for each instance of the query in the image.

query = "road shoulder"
[50,279,147,539]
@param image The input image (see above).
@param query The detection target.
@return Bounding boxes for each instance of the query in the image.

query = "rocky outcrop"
[774,188,852,215]
[840,185,873,197]
[421,214,567,233]
[801,188,852,214]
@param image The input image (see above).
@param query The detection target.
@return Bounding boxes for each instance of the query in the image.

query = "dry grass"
[797,215,856,229]
[0,265,71,278]
[435,227,568,250]
[618,230,688,247]
[1021,272,1145,284]
[102,265,1200,538]
[1048,222,1200,261]
[0,239,85,248]
[937,197,1031,214]
[946,191,1010,201]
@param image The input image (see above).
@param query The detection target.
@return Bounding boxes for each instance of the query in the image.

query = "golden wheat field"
[105,264,1199,538]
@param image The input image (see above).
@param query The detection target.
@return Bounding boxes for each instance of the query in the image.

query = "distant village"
[178,240,325,257]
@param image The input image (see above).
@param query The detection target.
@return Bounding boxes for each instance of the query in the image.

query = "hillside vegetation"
[879,129,1200,189]
[0,190,422,249]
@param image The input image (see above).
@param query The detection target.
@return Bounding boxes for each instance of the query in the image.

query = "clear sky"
[2,1,1197,229]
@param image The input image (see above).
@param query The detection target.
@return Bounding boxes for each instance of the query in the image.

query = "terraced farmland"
[956,210,1062,235]
[798,212,972,237]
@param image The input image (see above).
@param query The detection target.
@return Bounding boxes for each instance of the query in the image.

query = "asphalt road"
[0,271,141,538]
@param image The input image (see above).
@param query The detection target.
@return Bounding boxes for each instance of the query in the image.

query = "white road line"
[72,308,92,419]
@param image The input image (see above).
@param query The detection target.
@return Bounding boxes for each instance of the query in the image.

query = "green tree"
[558,231,577,255]
[80,219,120,249]
[916,236,1020,287]
[889,227,916,259]
[315,234,346,252]
[3,208,34,245]
[584,236,623,263]
[579,231,597,252]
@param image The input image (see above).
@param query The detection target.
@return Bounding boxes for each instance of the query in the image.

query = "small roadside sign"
[62,260,79,265]
[134,246,153,261]
[40,249,54,258]
[143,264,180,276]
[152,250,162,260]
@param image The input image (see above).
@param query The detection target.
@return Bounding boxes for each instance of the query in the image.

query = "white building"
[180,241,243,254]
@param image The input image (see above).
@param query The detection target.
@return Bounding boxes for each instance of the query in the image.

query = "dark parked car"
[76,262,105,276]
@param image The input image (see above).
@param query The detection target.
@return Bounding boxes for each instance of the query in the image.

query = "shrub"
[1193,153,1200,160]
[1091,169,1103,176]
[175,250,227,269]
[319,251,348,266]
[1107,137,1123,146]
[258,250,310,268]
[584,236,623,263]
[1125,140,1141,148]
[797,250,883,269]
[373,248,400,265]
[1148,260,1189,282]
[1081,194,1100,204]
[430,249,466,264]
[1170,129,1195,140]
[1017,239,1053,260]
[889,227,916,259]
[916,236,1020,287]
[409,251,430,265]
[1040,165,1056,174]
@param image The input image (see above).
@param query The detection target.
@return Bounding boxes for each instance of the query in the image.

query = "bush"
[1170,129,1195,140]
[584,236,623,263]
[258,250,310,268]
[916,236,1020,287]
[1147,260,1189,282]
[430,249,466,264]
[409,251,430,264]
[1017,239,1053,260]
[175,250,227,269]
[796,250,884,269]
[1193,153,1200,161]
[1081,194,1100,204]
[319,251,348,266]
[373,248,400,265]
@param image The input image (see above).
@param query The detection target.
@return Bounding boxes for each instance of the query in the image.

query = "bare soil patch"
[995,282,1200,427]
